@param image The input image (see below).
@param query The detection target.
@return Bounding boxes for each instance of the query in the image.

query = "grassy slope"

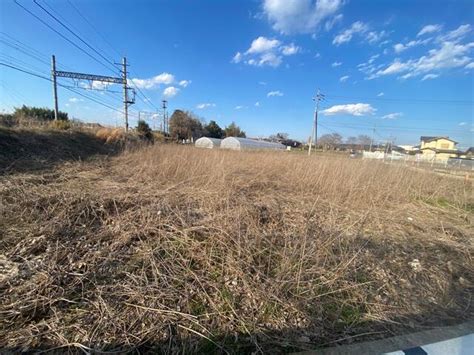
[0,139,473,353]
[0,127,117,173]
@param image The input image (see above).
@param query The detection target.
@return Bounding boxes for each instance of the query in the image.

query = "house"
[419,136,460,160]
[460,147,474,159]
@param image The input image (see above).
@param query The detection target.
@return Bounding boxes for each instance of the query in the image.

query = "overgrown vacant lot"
[1,140,473,353]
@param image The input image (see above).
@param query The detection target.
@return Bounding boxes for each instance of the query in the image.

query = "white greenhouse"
[220,137,286,151]
[194,137,222,149]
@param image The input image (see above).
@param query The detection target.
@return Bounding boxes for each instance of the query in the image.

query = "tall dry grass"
[0,144,472,353]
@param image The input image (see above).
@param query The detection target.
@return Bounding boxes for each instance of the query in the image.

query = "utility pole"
[308,89,324,156]
[51,55,58,121]
[369,124,376,152]
[52,55,135,130]
[162,99,168,134]
[122,57,129,132]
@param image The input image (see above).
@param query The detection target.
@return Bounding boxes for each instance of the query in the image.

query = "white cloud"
[322,103,376,116]
[393,38,432,53]
[421,73,439,81]
[382,112,403,119]
[130,73,175,89]
[332,61,342,67]
[196,103,216,109]
[179,80,191,87]
[263,0,344,35]
[68,97,83,103]
[246,36,281,54]
[234,105,245,110]
[339,75,349,82]
[366,30,388,44]
[377,92,384,97]
[255,101,260,107]
[258,81,267,85]
[281,43,301,55]
[333,21,369,45]
[325,13,343,31]
[394,43,406,53]
[418,24,442,37]
[232,36,301,68]
[459,122,467,126]
[232,52,243,63]
[465,62,474,69]
[314,52,321,59]
[371,40,474,79]
[253,52,282,67]
[439,24,471,42]
[163,86,179,98]
[267,90,284,97]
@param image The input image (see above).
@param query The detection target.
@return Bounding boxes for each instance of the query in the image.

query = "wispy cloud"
[332,61,342,67]
[178,80,191,87]
[339,75,349,82]
[267,90,284,97]
[322,103,376,116]
[333,21,387,45]
[417,24,442,37]
[421,73,439,81]
[263,0,344,35]
[196,103,216,109]
[377,92,384,97]
[367,28,474,80]
[381,112,403,119]
[68,97,83,103]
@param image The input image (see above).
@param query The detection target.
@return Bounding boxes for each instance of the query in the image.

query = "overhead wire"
[14,0,118,75]
[0,62,138,118]
[33,0,120,75]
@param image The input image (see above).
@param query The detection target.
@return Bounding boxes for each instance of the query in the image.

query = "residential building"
[419,136,460,160]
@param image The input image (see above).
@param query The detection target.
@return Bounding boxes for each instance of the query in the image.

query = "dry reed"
[0,144,472,353]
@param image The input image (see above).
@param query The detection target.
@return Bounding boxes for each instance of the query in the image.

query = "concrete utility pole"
[369,124,376,152]
[122,57,129,132]
[308,89,325,156]
[162,99,168,134]
[51,55,58,121]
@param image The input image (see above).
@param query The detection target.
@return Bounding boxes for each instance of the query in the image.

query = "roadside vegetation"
[0,122,472,353]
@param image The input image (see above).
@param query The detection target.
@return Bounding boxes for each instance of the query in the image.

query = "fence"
[362,151,474,172]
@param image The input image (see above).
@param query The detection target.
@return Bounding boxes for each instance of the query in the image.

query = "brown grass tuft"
[0,144,472,353]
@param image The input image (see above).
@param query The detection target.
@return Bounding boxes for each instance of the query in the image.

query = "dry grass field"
[0,131,473,353]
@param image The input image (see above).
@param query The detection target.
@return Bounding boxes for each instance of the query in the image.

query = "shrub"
[96,128,126,144]
[136,120,153,141]
[49,120,71,130]
[14,105,68,121]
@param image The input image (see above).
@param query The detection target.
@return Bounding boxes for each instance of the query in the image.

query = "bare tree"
[318,133,342,150]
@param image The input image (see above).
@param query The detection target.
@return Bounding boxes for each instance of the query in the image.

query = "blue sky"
[0,0,473,147]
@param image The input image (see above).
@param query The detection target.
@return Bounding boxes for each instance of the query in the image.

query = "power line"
[14,0,117,74]
[0,32,74,71]
[66,0,122,58]
[50,0,159,112]
[321,122,470,134]
[33,0,119,75]
[0,61,138,117]
[324,93,473,106]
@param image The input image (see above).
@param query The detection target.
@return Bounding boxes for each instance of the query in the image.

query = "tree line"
[168,109,245,141]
